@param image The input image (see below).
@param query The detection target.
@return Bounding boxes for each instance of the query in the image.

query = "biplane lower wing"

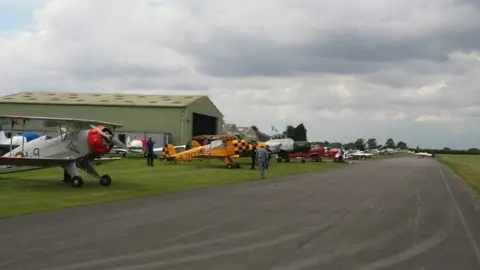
[91,157,122,165]
[0,156,122,167]
[0,157,77,167]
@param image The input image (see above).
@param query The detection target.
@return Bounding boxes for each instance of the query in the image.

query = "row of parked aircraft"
[0,115,436,188]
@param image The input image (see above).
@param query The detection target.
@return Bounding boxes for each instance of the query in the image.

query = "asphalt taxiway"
[1,156,480,270]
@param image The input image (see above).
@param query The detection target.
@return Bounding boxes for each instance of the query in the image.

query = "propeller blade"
[90,125,129,151]
[106,136,129,150]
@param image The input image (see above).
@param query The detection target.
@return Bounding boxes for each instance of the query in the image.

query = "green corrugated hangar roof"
[0,91,204,107]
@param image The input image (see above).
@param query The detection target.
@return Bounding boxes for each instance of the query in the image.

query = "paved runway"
[2,157,480,270]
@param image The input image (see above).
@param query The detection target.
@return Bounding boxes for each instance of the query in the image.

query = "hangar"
[0,92,223,145]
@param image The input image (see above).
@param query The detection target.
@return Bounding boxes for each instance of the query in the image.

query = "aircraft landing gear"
[226,162,241,169]
[71,176,84,188]
[100,175,112,186]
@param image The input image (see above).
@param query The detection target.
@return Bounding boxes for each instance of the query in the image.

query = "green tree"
[366,138,377,149]
[354,138,366,151]
[294,123,307,141]
[467,148,480,154]
[396,141,408,149]
[283,125,296,139]
[344,142,356,149]
[385,138,396,149]
[330,142,342,148]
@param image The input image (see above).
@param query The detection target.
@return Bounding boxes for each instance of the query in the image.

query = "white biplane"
[0,115,129,188]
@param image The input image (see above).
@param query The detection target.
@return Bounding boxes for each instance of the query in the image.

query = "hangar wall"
[183,97,223,143]
[0,93,224,146]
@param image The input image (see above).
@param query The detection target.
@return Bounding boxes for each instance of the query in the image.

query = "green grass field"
[0,157,345,218]
[437,155,480,197]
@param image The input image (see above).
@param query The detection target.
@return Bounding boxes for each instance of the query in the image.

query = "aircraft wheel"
[285,159,290,163]
[277,158,282,163]
[235,163,241,168]
[71,176,84,188]
[226,163,233,169]
[362,156,367,160]
[301,159,306,163]
[100,175,112,187]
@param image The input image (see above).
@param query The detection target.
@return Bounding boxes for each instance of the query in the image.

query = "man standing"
[251,146,257,170]
[146,137,155,167]
[256,145,269,179]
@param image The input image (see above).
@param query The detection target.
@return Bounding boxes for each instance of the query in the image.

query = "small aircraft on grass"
[0,125,40,154]
[113,136,166,158]
[0,115,129,188]
[162,135,253,168]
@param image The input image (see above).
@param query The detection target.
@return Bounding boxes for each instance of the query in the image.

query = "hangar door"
[192,112,218,136]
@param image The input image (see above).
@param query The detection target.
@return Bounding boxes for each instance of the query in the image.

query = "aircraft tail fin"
[161,144,176,159]
[190,140,201,148]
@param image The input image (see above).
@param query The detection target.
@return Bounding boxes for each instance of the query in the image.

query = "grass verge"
[0,157,342,217]
[436,154,480,197]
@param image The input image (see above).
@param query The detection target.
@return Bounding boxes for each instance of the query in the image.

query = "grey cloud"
[181,7,480,78]
[64,65,184,80]
[182,29,389,78]
[121,75,220,91]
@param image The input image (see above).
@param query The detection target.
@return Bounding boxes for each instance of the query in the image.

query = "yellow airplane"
[161,135,253,168]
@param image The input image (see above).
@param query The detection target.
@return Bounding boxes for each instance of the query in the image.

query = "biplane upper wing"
[0,156,77,167]
[0,115,124,128]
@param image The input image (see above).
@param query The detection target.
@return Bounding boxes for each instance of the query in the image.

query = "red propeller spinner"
[87,125,114,154]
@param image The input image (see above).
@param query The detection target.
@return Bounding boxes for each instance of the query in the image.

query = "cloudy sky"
[0,0,479,149]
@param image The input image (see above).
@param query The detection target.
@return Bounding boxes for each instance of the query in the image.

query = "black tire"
[71,176,84,188]
[100,175,112,187]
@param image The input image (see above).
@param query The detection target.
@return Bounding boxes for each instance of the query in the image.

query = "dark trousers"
[147,153,154,167]
[251,156,256,169]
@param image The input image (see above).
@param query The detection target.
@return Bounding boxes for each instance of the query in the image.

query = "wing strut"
[21,119,26,154]
[8,120,14,157]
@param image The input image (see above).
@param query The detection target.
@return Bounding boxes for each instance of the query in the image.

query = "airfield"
[2,154,480,269]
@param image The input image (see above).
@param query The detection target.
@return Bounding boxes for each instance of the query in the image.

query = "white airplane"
[113,137,165,157]
[0,125,40,153]
[0,115,129,188]
[348,150,373,160]
[416,152,433,158]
